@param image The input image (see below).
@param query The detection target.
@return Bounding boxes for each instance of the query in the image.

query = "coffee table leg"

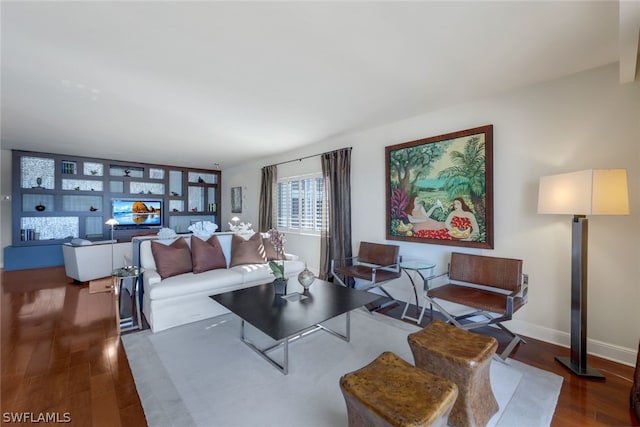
[317,311,350,342]
[240,312,352,375]
[241,320,289,375]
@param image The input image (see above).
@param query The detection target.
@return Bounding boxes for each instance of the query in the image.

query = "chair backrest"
[449,252,522,292]
[358,242,400,267]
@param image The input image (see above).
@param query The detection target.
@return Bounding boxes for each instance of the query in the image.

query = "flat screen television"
[112,199,162,227]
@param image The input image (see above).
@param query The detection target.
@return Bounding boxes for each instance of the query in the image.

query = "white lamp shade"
[105,218,119,226]
[537,169,630,215]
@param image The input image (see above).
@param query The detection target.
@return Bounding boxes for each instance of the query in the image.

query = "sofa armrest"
[284,253,299,261]
[63,241,132,282]
[144,269,162,286]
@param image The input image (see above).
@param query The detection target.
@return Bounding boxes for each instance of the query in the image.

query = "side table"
[112,266,144,332]
[400,259,435,324]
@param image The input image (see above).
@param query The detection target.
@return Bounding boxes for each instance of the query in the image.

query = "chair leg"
[332,273,348,287]
[426,296,525,360]
[424,297,464,327]
[330,260,349,288]
[357,284,398,312]
[494,323,526,360]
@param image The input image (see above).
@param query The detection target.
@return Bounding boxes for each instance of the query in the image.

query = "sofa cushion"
[151,237,193,279]
[230,263,274,283]
[191,235,227,273]
[230,233,267,267]
[230,259,307,284]
[147,268,243,300]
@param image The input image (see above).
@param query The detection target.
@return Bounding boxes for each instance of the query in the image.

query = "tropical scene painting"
[385,125,493,249]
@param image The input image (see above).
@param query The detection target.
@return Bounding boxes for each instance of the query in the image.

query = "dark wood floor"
[1,266,638,426]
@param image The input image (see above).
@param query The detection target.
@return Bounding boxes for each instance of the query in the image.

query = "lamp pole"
[105,218,119,271]
[554,215,604,378]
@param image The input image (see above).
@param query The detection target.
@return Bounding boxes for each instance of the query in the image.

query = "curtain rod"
[266,147,352,168]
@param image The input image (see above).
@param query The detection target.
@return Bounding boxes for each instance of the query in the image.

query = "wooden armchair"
[424,252,528,360]
[330,242,401,301]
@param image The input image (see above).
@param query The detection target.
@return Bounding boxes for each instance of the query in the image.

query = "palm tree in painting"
[438,136,487,227]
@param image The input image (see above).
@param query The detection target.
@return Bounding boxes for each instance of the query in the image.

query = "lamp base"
[555,356,605,379]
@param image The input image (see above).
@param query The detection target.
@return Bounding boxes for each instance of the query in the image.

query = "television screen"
[112,200,162,227]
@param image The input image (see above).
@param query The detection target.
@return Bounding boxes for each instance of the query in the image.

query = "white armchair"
[62,240,132,282]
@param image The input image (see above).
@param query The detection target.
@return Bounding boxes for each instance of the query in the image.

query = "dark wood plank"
[1,267,143,426]
[1,266,638,426]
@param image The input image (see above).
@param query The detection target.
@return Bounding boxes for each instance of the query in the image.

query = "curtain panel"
[319,147,352,281]
[258,165,277,232]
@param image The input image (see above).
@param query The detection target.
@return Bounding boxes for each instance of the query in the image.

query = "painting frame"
[231,186,242,214]
[385,125,494,249]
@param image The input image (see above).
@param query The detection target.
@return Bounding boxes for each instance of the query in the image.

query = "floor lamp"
[105,218,119,271]
[537,169,629,378]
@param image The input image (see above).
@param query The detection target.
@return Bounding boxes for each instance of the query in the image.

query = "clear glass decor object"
[298,265,315,291]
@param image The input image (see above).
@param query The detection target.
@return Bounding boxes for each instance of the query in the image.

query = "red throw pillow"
[230,233,267,267]
[151,237,193,279]
[191,235,227,273]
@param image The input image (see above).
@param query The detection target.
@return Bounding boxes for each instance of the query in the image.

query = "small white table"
[400,260,436,324]
[112,266,144,332]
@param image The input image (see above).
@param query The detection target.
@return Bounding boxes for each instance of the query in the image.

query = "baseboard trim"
[507,318,637,367]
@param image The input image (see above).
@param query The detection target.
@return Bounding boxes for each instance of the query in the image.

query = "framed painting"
[231,186,242,213]
[385,125,494,249]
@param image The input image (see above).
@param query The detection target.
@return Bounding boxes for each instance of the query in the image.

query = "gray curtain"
[258,165,277,232]
[319,148,352,282]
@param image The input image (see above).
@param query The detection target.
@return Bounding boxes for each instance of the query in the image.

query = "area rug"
[122,309,562,427]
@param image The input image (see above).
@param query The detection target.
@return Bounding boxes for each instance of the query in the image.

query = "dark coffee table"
[210,280,379,374]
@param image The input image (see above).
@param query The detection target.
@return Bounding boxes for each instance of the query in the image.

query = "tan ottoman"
[408,321,498,427]
[339,351,458,427]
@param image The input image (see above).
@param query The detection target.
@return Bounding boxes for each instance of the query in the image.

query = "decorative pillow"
[230,232,267,267]
[262,237,284,261]
[151,237,193,279]
[191,235,227,273]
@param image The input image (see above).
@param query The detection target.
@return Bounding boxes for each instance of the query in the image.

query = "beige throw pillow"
[191,235,227,273]
[230,233,267,267]
[151,237,193,279]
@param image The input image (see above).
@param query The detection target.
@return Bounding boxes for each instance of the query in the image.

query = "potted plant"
[267,229,287,295]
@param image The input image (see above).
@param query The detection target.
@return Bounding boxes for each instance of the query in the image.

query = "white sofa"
[62,240,132,282]
[138,232,306,332]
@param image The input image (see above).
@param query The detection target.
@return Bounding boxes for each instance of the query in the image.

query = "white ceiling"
[1,1,638,170]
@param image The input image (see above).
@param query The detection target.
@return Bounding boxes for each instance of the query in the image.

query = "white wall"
[222,63,640,365]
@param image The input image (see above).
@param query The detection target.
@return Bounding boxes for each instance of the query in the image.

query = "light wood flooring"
[1,266,638,426]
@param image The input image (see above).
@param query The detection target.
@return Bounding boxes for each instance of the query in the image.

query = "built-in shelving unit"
[11,150,221,246]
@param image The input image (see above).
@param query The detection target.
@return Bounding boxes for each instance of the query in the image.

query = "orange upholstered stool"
[408,321,498,427]
[339,351,458,427]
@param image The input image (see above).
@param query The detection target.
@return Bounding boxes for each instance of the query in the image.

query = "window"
[277,174,324,233]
